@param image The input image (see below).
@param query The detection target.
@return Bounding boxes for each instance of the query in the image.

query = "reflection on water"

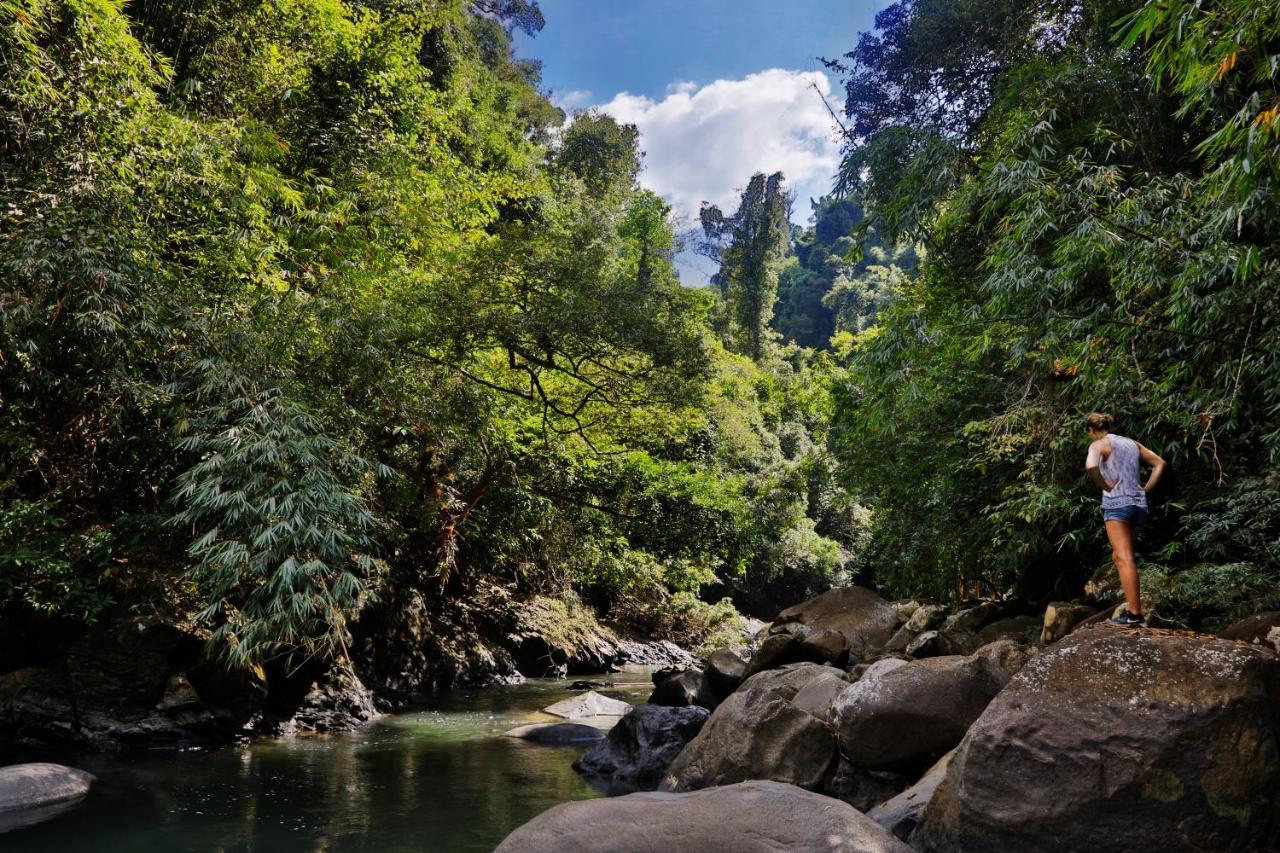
[3,672,654,852]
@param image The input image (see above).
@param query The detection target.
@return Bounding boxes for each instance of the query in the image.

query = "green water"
[3,672,654,852]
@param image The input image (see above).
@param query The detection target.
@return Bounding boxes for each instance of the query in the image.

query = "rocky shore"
[504,588,1280,852]
[0,589,693,752]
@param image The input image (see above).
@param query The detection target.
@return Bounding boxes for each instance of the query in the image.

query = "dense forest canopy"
[2,0,1278,684]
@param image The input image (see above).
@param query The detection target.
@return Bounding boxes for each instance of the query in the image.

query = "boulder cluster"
[504,591,1280,852]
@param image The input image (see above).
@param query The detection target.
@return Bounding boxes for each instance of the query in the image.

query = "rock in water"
[0,763,94,833]
[503,723,605,744]
[833,653,1009,770]
[659,688,834,792]
[494,780,916,853]
[573,704,710,794]
[542,690,631,720]
[912,627,1280,853]
[773,586,901,660]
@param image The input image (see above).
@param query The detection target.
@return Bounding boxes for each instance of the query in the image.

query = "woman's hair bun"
[1085,412,1115,431]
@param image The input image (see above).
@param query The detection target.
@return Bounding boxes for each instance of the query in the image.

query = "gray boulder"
[738,662,848,701]
[941,602,1001,634]
[660,688,835,792]
[703,646,748,696]
[495,780,916,853]
[649,669,718,709]
[0,763,94,833]
[868,748,956,841]
[773,586,901,660]
[857,657,909,683]
[742,633,810,678]
[1219,610,1280,643]
[1041,601,1098,644]
[0,762,94,812]
[791,669,850,722]
[971,638,1037,679]
[834,653,1010,770]
[913,628,1280,852]
[574,704,710,794]
[799,627,852,665]
[977,614,1040,645]
[503,722,605,744]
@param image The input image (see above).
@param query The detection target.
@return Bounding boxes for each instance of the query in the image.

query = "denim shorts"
[1103,504,1148,529]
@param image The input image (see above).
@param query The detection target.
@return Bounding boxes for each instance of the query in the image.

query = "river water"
[3,671,655,852]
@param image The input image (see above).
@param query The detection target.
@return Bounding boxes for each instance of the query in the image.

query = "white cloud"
[552,89,593,110]
[597,69,843,230]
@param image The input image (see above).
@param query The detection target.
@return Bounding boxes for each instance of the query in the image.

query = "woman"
[1083,413,1165,626]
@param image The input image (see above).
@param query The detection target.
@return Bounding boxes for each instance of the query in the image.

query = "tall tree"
[700,172,792,360]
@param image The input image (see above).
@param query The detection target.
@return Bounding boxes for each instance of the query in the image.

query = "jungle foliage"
[0,0,858,669]
[826,0,1280,624]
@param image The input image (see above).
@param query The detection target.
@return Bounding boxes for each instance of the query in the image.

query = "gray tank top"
[1100,434,1147,509]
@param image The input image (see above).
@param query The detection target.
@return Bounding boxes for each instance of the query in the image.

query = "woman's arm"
[1085,438,1117,490]
[1139,443,1166,492]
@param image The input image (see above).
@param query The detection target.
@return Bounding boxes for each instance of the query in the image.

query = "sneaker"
[1108,608,1144,627]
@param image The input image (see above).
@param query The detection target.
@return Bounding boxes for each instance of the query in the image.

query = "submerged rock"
[542,690,631,720]
[495,780,915,853]
[913,626,1280,852]
[504,722,606,744]
[660,688,835,792]
[573,704,709,794]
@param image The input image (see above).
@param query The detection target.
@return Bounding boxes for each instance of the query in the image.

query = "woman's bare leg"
[1105,519,1141,615]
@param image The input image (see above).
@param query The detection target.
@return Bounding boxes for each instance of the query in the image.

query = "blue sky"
[513,1,887,284]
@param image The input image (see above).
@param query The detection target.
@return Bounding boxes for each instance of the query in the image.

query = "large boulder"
[1041,601,1098,644]
[0,763,94,833]
[773,587,901,660]
[742,634,807,678]
[574,704,709,794]
[868,748,956,841]
[738,662,848,702]
[1220,611,1280,644]
[495,780,916,853]
[703,646,748,697]
[660,688,835,792]
[0,762,94,812]
[977,614,1040,645]
[791,669,851,722]
[912,627,1280,852]
[940,602,1001,634]
[834,653,1010,770]
[649,669,718,710]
